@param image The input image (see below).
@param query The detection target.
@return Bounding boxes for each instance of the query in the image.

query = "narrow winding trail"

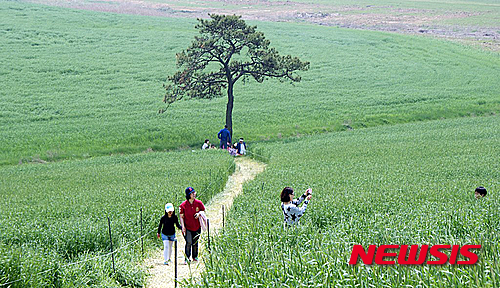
[145,157,266,288]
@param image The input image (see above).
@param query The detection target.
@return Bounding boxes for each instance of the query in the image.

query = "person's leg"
[192,229,201,260]
[163,240,169,262]
[167,240,173,262]
[185,230,193,260]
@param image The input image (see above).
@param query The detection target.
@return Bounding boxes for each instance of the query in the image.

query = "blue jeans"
[161,233,176,241]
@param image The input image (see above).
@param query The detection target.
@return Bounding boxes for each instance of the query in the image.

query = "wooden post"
[107,217,116,274]
[207,219,211,253]
[140,208,144,258]
[174,240,178,288]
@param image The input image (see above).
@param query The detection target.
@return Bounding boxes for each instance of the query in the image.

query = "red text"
[349,245,481,265]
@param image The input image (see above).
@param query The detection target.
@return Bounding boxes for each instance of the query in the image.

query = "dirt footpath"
[144,157,266,288]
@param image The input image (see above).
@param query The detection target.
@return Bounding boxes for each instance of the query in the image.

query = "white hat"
[165,203,174,212]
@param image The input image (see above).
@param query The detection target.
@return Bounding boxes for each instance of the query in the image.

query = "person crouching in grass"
[202,139,210,150]
[280,187,312,227]
[475,186,487,199]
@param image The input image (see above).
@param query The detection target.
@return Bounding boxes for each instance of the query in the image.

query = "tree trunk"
[226,81,234,141]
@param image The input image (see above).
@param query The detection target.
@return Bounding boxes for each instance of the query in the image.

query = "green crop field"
[1,0,499,286]
[0,150,233,287]
[204,116,500,287]
[1,1,499,166]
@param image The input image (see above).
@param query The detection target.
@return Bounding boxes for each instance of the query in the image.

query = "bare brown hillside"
[23,0,500,51]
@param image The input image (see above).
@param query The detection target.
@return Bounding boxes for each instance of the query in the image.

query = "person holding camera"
[280,187,312,226]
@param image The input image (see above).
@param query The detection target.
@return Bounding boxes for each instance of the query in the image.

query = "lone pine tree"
[163,14,309,137]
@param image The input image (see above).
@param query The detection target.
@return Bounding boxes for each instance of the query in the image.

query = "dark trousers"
[184,228,201,260]
[220,141,229,149]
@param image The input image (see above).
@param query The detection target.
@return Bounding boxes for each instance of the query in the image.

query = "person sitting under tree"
[202,139,210,150]
[228,143,238,156]
[236,138,246,155]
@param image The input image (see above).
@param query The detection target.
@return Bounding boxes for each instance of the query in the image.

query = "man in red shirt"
[179,187,205,264]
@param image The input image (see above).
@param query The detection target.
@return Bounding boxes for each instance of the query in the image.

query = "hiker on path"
[217,125,231,149]
[280,187,312,226]
[157,203,182,265]
[179,187,205,264]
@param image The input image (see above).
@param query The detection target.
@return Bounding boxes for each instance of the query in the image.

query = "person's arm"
[174,215,182,229]
[180,213,186,235]
[292,188,311,206]
[218,130,222,139]
[194,202,206,219]
[293,194,307,206]
[179,205,186,235]
[157,217,163,239]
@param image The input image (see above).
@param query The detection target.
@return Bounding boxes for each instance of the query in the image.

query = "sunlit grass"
[0,150,233,287]
[202,115,500,287]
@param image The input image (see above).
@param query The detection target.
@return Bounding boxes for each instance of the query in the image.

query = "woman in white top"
[280,187,312,226]
[202,139,210,150]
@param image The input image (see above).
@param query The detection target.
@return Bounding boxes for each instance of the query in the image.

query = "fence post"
[107,216,116,274]
[174,239,178,288]
[222,205,225,229]
[140,208,144,258]
[207,219,211,253]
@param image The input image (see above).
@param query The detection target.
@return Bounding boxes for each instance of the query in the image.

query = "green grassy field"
[1,1,499,166]
[0,150,233,287]
[204,115,500,287]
